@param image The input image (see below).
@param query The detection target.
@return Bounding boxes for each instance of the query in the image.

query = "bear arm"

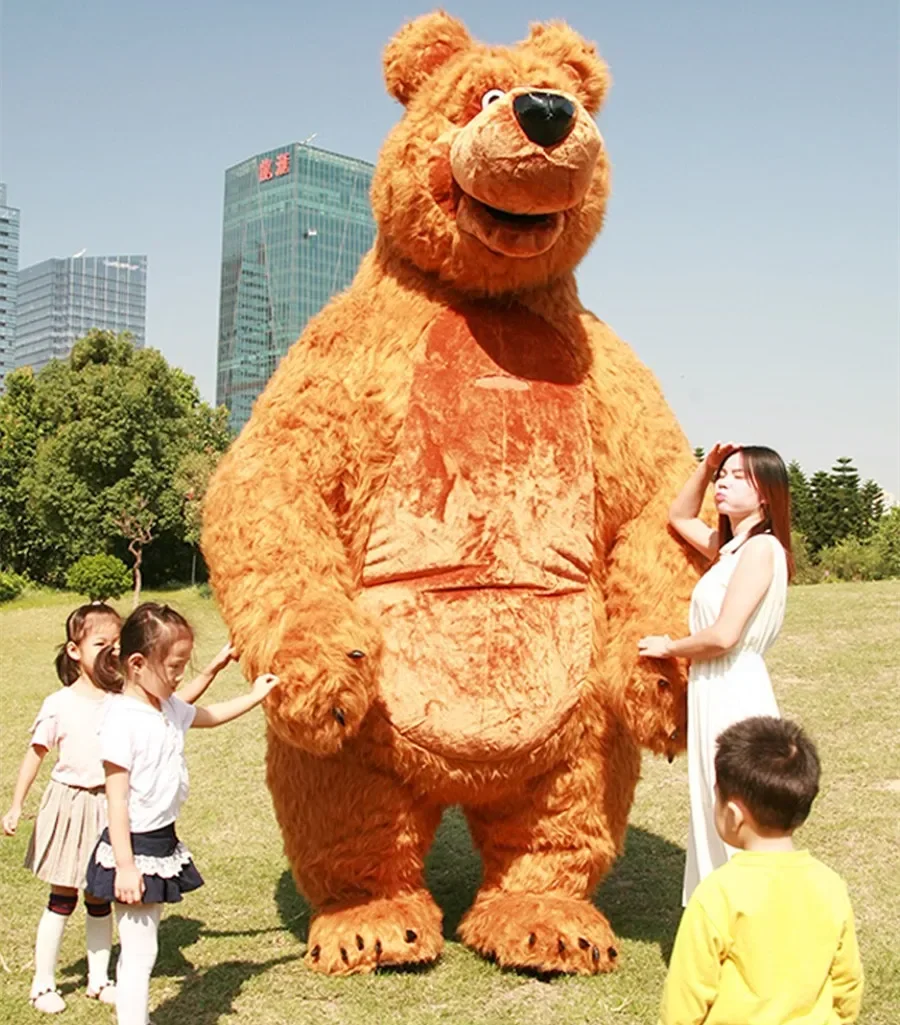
[603,484,707,756]
[201,331,382,750]
[587,324,710,756]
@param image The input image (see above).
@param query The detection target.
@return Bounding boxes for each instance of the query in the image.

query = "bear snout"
[449,91,602,219]
[513,92,576,148]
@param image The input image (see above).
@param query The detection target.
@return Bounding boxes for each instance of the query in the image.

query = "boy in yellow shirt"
[659,716,863,1025]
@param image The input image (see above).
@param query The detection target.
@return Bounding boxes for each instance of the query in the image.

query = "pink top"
[30,688,111,789]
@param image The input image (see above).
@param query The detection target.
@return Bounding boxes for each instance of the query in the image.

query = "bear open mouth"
[479,204,556,229]
[456,192,565,258]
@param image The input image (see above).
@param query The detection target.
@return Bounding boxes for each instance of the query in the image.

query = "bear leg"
[459,715,640,975]
[267,733,444,975]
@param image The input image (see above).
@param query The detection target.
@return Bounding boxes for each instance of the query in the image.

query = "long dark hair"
[94,603,194,694]
[55,603,122,686]
[717,446,794,580]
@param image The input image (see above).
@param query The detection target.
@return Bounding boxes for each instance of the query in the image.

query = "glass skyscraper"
[14,254,147,374]
[216,143,376,431]
[0,184,20,389]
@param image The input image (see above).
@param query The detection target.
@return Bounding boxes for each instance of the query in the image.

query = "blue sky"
[2,0,897,494]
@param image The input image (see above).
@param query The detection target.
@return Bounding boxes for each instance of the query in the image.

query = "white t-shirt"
[98,694,196,833]
[30,688,111,789]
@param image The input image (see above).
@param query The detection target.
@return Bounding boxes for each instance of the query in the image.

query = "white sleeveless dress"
[682,532,788,904]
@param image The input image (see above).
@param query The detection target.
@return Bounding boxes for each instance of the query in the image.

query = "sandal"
[29,987,66,1014]
[86,980,117,1005]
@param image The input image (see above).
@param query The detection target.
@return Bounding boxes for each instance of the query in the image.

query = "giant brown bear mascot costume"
[203,12,707,976]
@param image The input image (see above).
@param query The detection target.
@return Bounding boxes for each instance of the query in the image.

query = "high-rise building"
[0,184,20,389]
[14,254,147,374]
[216,143,376,431]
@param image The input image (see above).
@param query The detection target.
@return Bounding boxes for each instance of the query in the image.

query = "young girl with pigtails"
[84,602,278,1025]
[2,602,236,1015]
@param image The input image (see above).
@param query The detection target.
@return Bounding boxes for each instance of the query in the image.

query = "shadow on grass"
[151,955,298,1025]
[596,826,685,964]
[62,914,299,1021]
[274,808,684,963]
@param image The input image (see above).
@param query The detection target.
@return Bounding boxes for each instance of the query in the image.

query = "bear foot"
[305,890,443,975]
[459,891,619,975]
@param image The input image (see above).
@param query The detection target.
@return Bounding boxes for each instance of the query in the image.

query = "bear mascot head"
[202,12,706,977]
[374,12,610,292]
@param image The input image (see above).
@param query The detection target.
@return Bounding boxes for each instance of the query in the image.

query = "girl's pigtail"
[55,644,81,686]
[93,645,125,694]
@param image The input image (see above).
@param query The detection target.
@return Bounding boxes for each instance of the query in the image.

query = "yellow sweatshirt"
[659,850,863,1025]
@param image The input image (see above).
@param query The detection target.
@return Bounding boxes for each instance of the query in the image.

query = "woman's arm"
[668,442,737,560]
[179,643,237,705]
[2,745,48,835]
[191,674,280,729]
[104,763,144,904]
[639,538,775,661]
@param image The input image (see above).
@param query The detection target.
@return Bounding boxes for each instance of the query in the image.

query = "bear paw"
[306,891,443,975]
[263,605,382,756]
[459,891,619,975]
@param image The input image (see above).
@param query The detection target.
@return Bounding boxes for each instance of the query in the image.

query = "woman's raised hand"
[704,441,739,476]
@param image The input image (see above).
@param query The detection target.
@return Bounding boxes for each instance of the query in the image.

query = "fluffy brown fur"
[202,12,711,976]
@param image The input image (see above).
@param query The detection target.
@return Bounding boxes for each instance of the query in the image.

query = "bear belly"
[359,305,594,762]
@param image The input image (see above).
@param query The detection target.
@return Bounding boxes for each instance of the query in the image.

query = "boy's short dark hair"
[715,716,820,832]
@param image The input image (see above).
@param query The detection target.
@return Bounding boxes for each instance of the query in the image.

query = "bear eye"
[481,89,506,110]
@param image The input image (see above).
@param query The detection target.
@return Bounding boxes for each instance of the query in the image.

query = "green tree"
[692,446,705,463]
[790,530,822,585]
[871,506,900,578]
[808,470,839,552]
[830,457,862,542]
[0,330,231,585]
[66,554,131,602]
[818,537,882,582]
[858,480,885,540]
[116,499,156,607]
[0,368,58,579]
[787,461,815,540]
[173,448,221,585]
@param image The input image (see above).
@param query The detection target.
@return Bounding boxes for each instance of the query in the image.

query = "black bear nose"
[513,92,576,147]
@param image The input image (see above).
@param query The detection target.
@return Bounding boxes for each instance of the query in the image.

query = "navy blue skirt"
[85,823,204,904]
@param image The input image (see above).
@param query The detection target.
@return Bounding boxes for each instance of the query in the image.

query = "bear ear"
[525,22,611,114]
[383,11,473,106]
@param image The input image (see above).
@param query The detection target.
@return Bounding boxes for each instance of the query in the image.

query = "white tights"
[114,903,161,1025]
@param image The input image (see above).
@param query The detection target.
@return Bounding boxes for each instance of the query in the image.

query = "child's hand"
[207,642,238,675]
[251,673,280,699]
[115,863,145,905]
[2,806,21,835]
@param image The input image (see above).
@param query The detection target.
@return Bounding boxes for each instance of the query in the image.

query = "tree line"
[0,330,230,601]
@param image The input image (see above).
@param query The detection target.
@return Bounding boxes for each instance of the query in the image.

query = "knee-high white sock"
[114,904,161,1025]
[85,910,114,990]
[31,909,68,994]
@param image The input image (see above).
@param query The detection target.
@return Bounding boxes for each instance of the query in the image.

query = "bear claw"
[459,892,619,975]
[305,893,442,975]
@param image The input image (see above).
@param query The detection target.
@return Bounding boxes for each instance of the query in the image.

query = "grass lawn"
[1,581,898,1024]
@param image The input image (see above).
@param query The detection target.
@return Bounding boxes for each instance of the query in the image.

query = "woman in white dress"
[638,442,794,904]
